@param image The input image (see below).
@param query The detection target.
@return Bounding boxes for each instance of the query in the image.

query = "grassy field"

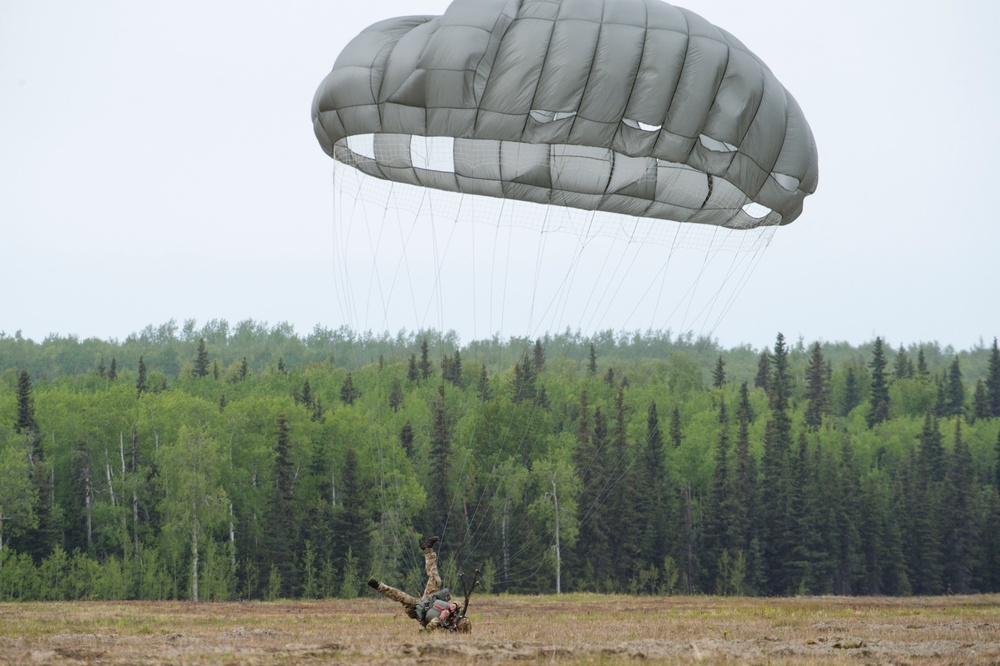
[1,594,999,664]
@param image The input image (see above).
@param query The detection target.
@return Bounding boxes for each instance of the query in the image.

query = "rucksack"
[414,588,451,624]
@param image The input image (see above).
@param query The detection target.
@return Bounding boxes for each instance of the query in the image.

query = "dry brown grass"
[1,594,999,664]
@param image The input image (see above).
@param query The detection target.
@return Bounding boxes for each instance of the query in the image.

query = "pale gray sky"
[2,1,997,350]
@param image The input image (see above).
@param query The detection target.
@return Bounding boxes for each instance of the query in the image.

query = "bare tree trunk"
[552,475,561,594]
[83,463,93,547]
[119,432,133,554]
[105,447,116,507]
[229,503,236,566]
[131,427,140,553]
[191,503,200,602]
[502,498,510,588]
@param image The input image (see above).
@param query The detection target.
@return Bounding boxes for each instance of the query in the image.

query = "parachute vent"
[622,118,663,132]
[529,110,578,123]
[741,202,772,219]
[699,134,739,153]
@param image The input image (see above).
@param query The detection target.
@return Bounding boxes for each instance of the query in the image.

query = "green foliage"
[1,321,1000,600]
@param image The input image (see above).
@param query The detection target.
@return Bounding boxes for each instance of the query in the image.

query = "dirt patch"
[2,595,1000,664]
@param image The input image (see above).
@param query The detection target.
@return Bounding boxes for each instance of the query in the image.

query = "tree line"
[1,322,999,600]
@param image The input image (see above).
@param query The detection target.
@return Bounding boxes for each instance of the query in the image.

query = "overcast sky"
[2,0,997,351]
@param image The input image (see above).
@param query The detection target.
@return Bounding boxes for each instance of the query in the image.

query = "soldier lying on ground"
[368,535,472,632]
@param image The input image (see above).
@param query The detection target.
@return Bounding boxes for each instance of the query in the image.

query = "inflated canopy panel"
[312,0,818,228]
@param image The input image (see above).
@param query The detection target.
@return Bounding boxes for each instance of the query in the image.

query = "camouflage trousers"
[374,548,441,618]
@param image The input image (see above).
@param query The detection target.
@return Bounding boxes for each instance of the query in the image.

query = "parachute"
[312,0,818,230]
[310,0,818,588]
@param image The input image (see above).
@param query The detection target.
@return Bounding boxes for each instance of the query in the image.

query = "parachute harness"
[450,568,481,631]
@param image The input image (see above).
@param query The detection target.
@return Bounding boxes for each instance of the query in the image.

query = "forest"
[1,319,999,602]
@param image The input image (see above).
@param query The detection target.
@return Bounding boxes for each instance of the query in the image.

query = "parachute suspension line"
[487,203,503,339]
[697,228,774,339]
[498,201,516,341]
[549,211,600,332]
[387,182,427,332]
[469,194,480,342]
[578,231,648,335]
[421,187,464,338]
[332,164,363,332]
[376,184,416,573]
[526,205,554,338]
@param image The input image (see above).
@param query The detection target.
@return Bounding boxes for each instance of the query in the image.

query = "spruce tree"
[239,357,249,381]
[641,402,668,570]
[512,357,536,404]
[477,363,491,402]
[536,383,550,410]
[533,339,546,373]
[669,407,683,449]
[449,349,463,386]
[943,419,974,593]
[340,372,357,405]
[738,381,755,423]
[704,397,734,589]
[733,385,757,555]
[419,338,432,380]
[833,435,862,595]
[108,357,117,381]
[804,342,828,428]
[399,421,415,458]
[842,366,861,416]
[712,355,726,388]
[904,445,944,594]
[573,393,610,589]
[136,355,148,395]
[609,386,640,586]
[195,338,210,377]
[15,370,38,435]
[785,431,821,593]
[754,350,771,395]
[587,343,598,376]
[972,379,990,422]
[407,354,419,382]
[944,356,965,418]
[267,413,297,595]
[427,384,450,537]
[995,428,1000,491]
[987,338,1000,417]
[894,344,914,380]
[759,333,793,593]
[916,347,930,378]
[919,412,946,483]
[388,377,404,412]
[331,446,371,572]
[867,337,890,428]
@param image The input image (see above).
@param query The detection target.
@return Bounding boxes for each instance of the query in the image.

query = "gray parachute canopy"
[312,0,818,228]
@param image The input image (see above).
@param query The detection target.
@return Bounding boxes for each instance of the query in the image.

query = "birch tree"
[157,424,228,601]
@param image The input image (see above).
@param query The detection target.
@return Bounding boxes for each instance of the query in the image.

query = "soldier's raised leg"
[419,535,441,598]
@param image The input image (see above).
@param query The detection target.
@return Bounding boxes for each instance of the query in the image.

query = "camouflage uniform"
[371,545,442,620]
[370,538,473,633]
